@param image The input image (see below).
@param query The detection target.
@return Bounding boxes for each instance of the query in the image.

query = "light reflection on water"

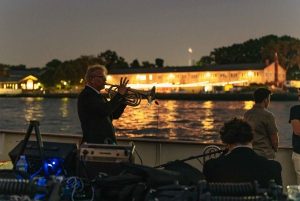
[0,97,295,147]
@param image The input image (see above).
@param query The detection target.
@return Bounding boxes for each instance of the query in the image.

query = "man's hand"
[117,77,129,95]
[270,133,279,152]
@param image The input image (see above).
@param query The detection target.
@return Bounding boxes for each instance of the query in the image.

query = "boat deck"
[0,130,297,193]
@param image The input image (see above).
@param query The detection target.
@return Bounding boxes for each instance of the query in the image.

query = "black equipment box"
[77,143,135,180]
[9,140,78,176]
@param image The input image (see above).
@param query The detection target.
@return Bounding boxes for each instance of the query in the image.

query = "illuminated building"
[108,59,285,93]
[0,75,40,95]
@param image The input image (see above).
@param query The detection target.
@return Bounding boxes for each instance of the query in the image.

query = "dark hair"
[219,116,254,145]
[253,88,272,103]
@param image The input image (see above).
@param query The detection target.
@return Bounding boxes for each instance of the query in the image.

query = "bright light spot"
[139,75,146,80]
[204,85,212,92]
[27,79,33,89]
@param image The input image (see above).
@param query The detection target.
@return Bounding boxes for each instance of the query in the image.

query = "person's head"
[85,65,107,91]
[254,87,272,108]
[219,116,254,150]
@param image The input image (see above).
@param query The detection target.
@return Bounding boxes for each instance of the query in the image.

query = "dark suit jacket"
[202,147,282,188]
[77,86,127,144]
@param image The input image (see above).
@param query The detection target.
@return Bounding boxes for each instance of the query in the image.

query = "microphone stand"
[154,148,228,169]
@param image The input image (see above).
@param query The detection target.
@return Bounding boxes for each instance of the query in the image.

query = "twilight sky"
[1,0,300,68]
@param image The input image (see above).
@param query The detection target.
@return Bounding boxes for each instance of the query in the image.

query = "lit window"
[140,75,146,80]
[27,79,33,90]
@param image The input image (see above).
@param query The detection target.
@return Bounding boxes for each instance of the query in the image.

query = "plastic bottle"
[16,155,28,172]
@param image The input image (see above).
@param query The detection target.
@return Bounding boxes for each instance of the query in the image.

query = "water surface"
[0,97,295,147]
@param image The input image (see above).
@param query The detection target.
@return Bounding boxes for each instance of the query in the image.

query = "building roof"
[0,75,38,82]
[0,77,21,82]
[109,63,266,74]
[9,69,42,77]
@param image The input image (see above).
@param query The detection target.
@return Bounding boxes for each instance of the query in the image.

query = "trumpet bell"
[105,84,156,107]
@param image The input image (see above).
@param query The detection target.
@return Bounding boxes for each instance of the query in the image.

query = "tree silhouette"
[196,35,300,70]
[155,58,164,68]
[130,59,141,68]
[97,50,128,71]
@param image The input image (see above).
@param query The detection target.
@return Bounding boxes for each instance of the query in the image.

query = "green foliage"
[97,50,129,71]
[197,35,300,71]
[10,64,26,70]
[155,58,164,68]
[286,65,300,80]
[130,59,141,68]
[0,63,10,77]
[45,59,62,69]
[142,61,154,68]
[261,37,300,71]
[39,57,91,87]
[195,56,212,66]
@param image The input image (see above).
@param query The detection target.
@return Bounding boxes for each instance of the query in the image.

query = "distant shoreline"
[0,92,297,101]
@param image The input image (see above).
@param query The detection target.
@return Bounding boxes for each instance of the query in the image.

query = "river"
[0,97,296,147]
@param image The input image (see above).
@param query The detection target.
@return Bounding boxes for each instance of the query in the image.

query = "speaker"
[9,140,78,176]
[77,143,135,180]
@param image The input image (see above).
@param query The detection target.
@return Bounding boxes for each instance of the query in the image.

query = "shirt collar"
[253,104,264,109]
[232,145,252,150]
[87,85,100,94]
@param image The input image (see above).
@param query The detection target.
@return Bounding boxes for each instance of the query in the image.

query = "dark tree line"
[38,50,164,87]
[0,50,165,88]
[0,63,10,77]
[2,34,300,87]
[196,35,300,73]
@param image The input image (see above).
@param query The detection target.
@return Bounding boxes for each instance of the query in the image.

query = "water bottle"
[16,155,28,172]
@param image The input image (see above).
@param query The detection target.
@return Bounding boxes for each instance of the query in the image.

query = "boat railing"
[0,129,297,192]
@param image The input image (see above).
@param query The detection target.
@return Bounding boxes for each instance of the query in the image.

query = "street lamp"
[188,48,193,66]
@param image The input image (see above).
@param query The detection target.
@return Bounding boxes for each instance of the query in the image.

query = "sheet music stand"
[12,120,49,178]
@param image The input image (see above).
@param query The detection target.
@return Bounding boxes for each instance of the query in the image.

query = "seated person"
[203,116,282,188]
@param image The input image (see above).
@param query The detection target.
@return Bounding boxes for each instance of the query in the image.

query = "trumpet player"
[77,64,129,145]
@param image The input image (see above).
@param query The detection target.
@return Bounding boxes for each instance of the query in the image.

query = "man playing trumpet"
[77,64,129,145]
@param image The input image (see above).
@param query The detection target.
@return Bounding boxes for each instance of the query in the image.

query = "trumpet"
[105,83,156,107]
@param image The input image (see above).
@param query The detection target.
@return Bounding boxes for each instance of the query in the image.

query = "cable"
[30,167,43,179]
[80,151,92,184]
[155,100,159,166]
[196,158,203,166]
[134,148,143,166]
[64,176,94,201]
[104,138,115,145]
